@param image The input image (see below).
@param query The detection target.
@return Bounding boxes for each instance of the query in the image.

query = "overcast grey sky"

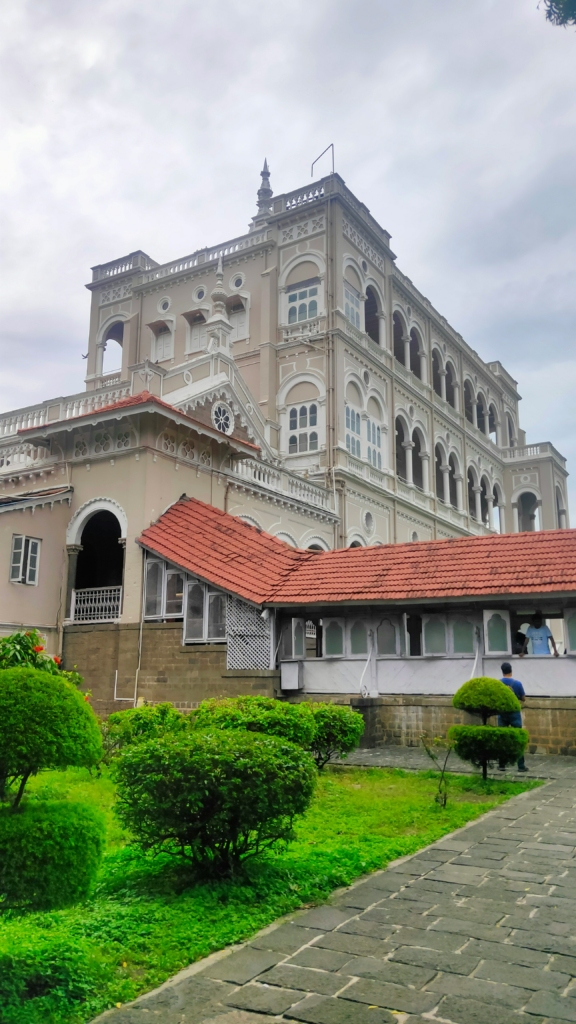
[1,0,575,504]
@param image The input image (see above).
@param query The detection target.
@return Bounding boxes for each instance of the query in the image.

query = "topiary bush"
[102,701,187,760]
[0,927,105,1024]
[113,730,317,874]
[191,695,316,748]
[449,725,528,780]
[0,667,102,807]
[452,677,521,724]
[307,702,365,769]
[0,802,106,910]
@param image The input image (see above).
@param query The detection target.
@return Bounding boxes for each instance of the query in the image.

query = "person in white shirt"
[521,611,559,658]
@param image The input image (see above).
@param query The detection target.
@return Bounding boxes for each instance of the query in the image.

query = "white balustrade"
[71,587,122,623]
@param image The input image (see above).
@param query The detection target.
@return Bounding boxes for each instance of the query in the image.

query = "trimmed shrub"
[452,677,520,724]
[191,695,316,748]
[0,802,106,910]
[102,701,186,759]
[113,730,317,873]
[0,668,102,806]
[0,927,105,1024]
[308,703,365,769]
[449,725,528,779]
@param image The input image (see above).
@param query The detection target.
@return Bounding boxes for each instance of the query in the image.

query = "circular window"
[361,260,368,273]
[157,296,171,313]
[363,370,370,386]
[363,511,374,533]
[230,273,245,291]
[211,401,234,435]
[195,287,206,302]
[234,277,243,289]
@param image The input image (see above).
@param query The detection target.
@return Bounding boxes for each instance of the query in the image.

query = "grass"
[0,765,540,1024]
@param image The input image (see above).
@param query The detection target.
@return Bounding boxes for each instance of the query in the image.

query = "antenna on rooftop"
[311,143,335,178]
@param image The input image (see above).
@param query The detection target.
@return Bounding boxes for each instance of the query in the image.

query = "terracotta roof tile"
[139,497,576,606]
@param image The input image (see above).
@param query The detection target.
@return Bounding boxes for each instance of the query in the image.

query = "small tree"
[191,695,316,748]
[113,730,317,874]
[450,677,528,779]
[102,701,186,760]
[307,703,364,769]
[541,0,576,26]
[0,668,102,807]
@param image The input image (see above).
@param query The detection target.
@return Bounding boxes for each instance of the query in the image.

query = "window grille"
[226,596,271,670]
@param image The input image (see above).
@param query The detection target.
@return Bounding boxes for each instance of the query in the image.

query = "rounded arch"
[505,411,517,448]
[463,378,476,424]
[556,485,567,528]
[367,394,384,419]
[492,480,505,533]
[392,309,407,364]
[235,514,264,532]
[274,531,298,547]
[285,380,320,405]
[434,442,447,500]
[364,285,381,345]
[480,473,492,525]
[431,347,444,398]
[412,427,425,490]
[279,252,325,289]
[348,535,366,548]
[395,415,410,482]
[488,402,499,443]
[445,360,457,408]
[476,390,489,435]
[516,490,541,533]
[66,497,128,546]
[448,451,460,508]
[303,534,330,552]
[97,313,130,376]
[277,370,325,409]
[345,378,364,407]
[409,327,423,378]
[342,256,364,290]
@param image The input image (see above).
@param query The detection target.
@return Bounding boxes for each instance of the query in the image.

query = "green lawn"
[0,765,539,1024]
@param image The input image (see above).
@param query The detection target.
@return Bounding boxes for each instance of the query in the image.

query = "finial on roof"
[210,253,228,318]
[257,158,273,211]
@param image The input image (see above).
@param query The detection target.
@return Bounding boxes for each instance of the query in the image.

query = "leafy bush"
[0,668,102,806]
[102,701,187,760]
[113,730,317,873]
[0,802,105,910]
[0,927,105,1024]
[453,676,520,724]
[449,725,528,780]
[192,695,316,748]
[307,702,364,768]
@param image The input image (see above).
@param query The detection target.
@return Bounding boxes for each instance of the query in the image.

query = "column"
[419,351,427,382]
[512,502,519,533]
[421,453,430,494]
[487,494,495,530]
[471,400,478,430]
[403,441,414,485]
[534,499,543,531]
[455,474,464,511]
[473,486,482,523]
[441,464,451,505]
[377,313,387,349]
[439,370,447,403]
[452,380,460,413]
[498,503,506,533]
[560,508,568,529]
[65,544,82,620]
[403,335,411,369]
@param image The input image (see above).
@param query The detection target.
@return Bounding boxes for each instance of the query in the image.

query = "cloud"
[0,0,575,505]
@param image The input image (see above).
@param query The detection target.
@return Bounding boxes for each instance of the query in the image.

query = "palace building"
[0,164,571,727]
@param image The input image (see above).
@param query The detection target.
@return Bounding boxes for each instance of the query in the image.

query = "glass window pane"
[378,453,381,469]
[185,583,205,640]
[346,407,350,429]
[308,287,318,296]
[487,613,508,652]
[298,290,307,300]
[145,561,163,617]
[289,435,297,453]
[288,306,297,324]
[567,613,576,652]
[309,404,317,426]
[288,293,297,302]
[298,303,307,321]
[350,621,368,655]
[377,619,396,655]
[309,432,318,451]
[208,593,226,639]
[166,572,184,616]
[345,302,350,318]
[308,299,317,318]
[453,618,475,654]
[10,536,23,581]
[368,446,372,462]
[366,420,371,440]
[26,540,39,584]
[356,413,361,434]
[289,408,297,430]
[377,427,381,447]
[293,620,305,657]
[346,434,350,451]
[424,618,446,654]
[325,621,343,656]
[299,406,307,428]
[298,433,308,452]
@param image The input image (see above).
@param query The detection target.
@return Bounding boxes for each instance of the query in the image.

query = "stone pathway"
[344,746,576,779]
[95,774,576,1024]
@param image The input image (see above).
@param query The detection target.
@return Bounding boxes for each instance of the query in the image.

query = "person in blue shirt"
[498,662,528,772]
[521,611,559,657]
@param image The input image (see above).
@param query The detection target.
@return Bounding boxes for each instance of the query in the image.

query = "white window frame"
[184,577,227,644]
[422,614,448,657]
[483,609,511,655]
[344,282,361,329]
[564,610,576,654]
[285,278,321,325]
[144,559,185,620]
[144,557,227,642]
[449,614,478,657]
[322,618,345,659]
[153,322,174,362]
[287,401,320,456]
[10,535,40,586]
[375,616,401,658]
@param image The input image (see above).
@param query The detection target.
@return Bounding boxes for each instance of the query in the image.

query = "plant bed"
[0,765,540,1024]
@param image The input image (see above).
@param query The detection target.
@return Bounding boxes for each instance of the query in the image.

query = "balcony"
[70,587,122,623]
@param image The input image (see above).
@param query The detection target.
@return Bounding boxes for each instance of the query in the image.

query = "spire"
[257,158,272,210]
[210,254,228,318]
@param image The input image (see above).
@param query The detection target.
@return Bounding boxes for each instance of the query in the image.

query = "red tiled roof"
[139,496,576,606]
[18,392,260,453]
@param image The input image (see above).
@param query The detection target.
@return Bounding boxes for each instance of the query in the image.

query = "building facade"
[0,164,570,698]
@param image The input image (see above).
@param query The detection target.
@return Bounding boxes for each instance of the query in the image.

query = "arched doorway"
[518,492,540,532]
[364,287,380,345]
[101,321,124,376]
[71,510,124,621]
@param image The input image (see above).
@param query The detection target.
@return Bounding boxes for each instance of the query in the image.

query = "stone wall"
[348,695,576,756]
[63,622,279,718]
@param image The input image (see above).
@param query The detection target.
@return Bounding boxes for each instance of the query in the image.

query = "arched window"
[287,398,320,456]
[287,279,319,323]
[395,418,407,481]
[476,393,487,434]
[377,619,397,655]
[506,413,516,448]
[75,511,124,592]
[350,621,368,655]
[364,287,380,344]
[101,321,124,376]
[289,435,297,454]
[518,492,540,532]
[467,468,477,519]
[345,381,363,459]
[445,362,456,408]
[289,408,297,430]
[309,432,318,451]
[412,431,424,490]
[432,350,443,398]
[480,477,490,525]
[435,444,444,500]
[464,381,475,425]
[409,329,422,379]
[344,283,361,329]
[393,312,405,364]
[299,406,308,428]
[309,404,317,426]
[449,453,458,508]
[488,404,498,444]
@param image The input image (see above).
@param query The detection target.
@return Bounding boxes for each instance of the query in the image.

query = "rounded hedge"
[307,703,365,768]
[113,729,317,873]
[452,677,520,724]
[191,695,316,748]
[0,667,102,805]
[0,801,106,909]
[102,701,186,759]
[449,725,529,779]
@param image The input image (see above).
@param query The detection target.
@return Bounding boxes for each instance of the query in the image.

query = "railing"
[0,382,132,439]
[71,587,122,623]
[502,442,565,466]
[91,251,158,282]
[63,386,131,421]
[281,316,326,343]
[0,442,55,475]
[284,185,325,210]
[229,460,334,513]
[0,407,48,437]
[140,231,270,284]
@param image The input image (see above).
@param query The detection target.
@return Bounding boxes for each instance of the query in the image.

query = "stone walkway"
[96,773,576,1024]
[344,746,576,780]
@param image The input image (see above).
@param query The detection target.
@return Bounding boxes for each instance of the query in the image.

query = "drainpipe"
[132,551,146,707]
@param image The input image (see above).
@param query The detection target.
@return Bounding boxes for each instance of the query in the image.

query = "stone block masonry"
[62,621,279,716]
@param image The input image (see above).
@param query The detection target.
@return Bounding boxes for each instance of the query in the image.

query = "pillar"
[439,370,447,403]
[471,400,478,430]
[65,544,82,620]
[419,351,427,382]
[487,494,495,530]
[377,313,387,349]
[473,486,482,523]
[403,441,414,485]
[498,503,506,533]
[452,380,460,413]
[512,502,519,533]
[455,474,464,511]
[403,336,411,369]
[560,508,568,529]
[441,464,451,505]
[421,453,430,494]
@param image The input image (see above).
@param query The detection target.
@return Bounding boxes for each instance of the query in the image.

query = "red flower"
[84,694,90,701]
[53,656,62,665]
[33,645,44,652]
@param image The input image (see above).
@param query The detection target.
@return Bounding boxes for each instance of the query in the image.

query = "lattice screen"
[226,596,272,670]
